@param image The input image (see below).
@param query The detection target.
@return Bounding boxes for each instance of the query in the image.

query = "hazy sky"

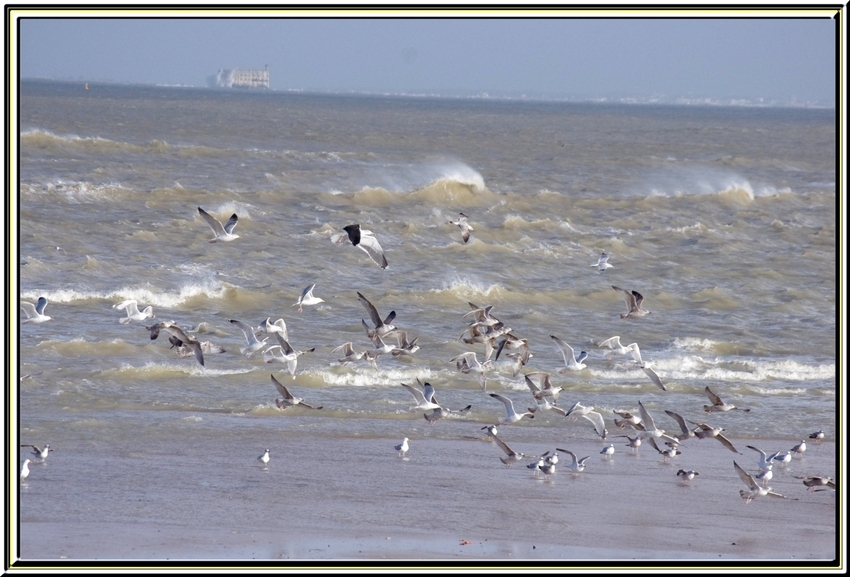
[18,15,837,104]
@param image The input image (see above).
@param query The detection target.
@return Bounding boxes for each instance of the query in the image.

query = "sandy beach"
[16,435,837,565]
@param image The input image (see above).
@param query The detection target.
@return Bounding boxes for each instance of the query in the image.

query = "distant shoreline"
[18,77,835,110]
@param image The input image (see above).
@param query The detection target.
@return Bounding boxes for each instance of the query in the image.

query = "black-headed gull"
[332,224,388,269]
[293,284,324,313]
[21,297,52,323]
[612,285,651,318]
[113,299,155,324]
[550,335,588,372]
[447,213,474,243]
[271,374,322,410]
[198,206,240,242]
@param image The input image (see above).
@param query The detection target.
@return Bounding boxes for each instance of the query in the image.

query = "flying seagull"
[612,285,651,318]
[448,213,474,243]
[113,299,155,324]
[292,284,324,313]
[270,373,322,410]
[21,297,52,323]
[198,206,240,242]
[331,224,388,269]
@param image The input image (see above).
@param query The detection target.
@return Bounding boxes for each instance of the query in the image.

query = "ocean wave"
[21,128,230,158]
[21,278,231,309]
[21,180,132,204]
[99,361,255,379]
[656,355,834,383]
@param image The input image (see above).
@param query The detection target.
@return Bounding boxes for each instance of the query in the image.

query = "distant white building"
[212,66,269,89]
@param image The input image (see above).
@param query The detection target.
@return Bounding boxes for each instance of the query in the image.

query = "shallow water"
[14,80,836,554]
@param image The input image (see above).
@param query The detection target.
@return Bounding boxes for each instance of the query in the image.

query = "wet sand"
[17,436,837,564]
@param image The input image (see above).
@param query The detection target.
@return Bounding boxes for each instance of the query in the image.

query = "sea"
[14,79,837,559]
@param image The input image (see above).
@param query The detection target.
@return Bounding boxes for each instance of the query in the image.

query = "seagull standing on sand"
[600,445,615,459]
[617,434,644,453]
[113,299,155,324]
[21,297,52,323]
[612,285,651,318]
[257,449,270,466]
[677,469,699,483]
[292,284,324,313]
[198,206,240,242]
[550,335,588,372]
[395,437,409,458]
[331,224,388,269]
[448,213,474,243]
[809,430,825,443]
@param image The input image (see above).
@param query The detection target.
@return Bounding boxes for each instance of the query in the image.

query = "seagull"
[332,342,366,365]
[772,451,792,468]
[395,437,409,458]
[390,330,421,357]
[795,476,836,491]
[494,334,531,376]
[550,335,588,372]
[271,374,322,410]
[257,449,270,465]
[448,213,474,243]
[626,344,666,391]
[451,351,490,390]
[637,401,680,444]
[464,302,501,328]
[663,410,699,442]
[198,206,239,242]
[259,317,288,338]
[362,320,400,357]
[149,322,205,367]
[612,285,651,318]
[809,430,825,443]
[292,284,324,313]
[647,438,682,462]
[331,224,388,269]
[168,336,226,359]
[734,460,791,504]
[613,410,642,430]
[20,459,31,481]
[689,420,740,453]
[490,435,529,467]
[401,380,441,411]
[616,434,645,453]
[523,372,563,404]
[357,292,397,338]
[590,252,613,271]
[598,336,636,359]
[790,440,807,457]
[21,297,52,323]
[556,448,589,474]
[230,319,268,358]
[113,299,155,324]
[572,409,608,440]
[423,404,471,425]
[755,466,773,483]
[21,444,52,461]
[489,393,535,425]
[482,425,498,438]
[746,445,778,470]
[263,332,314,378]
[677,469,699,483]
[528,394,568,417]
[703,386,750,413]
[600,445,615,459]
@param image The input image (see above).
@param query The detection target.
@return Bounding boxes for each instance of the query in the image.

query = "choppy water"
[15,80,836,547]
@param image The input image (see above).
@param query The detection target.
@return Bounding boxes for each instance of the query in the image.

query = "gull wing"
[642,365,666,391]
[550,335,576,365]
[198,207,226,236]
[734,460,759,491]
[114,299,140,315]
[492,435,518,457]
[401,382,427,405]
[20,301,37,318]
[222,213,239,235]
[637,401,657,431]
[357,292,383,328]
[231,319,263,347]
[599,336,622,350]
[274,332,296,355]
[582,411,608,439]
[35,297,49,315]
[356,231,388,269]
[271,374,293,400]
[715,433,740,454]
[664,410,690,437]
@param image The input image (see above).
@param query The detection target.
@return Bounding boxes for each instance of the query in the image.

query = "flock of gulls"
[19,207,833,506]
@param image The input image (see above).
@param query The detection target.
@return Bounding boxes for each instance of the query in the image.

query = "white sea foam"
[21,278,230,309]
